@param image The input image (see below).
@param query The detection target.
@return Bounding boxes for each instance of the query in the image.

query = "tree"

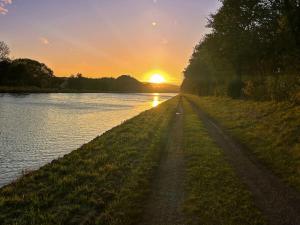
[6,59,54,87]
[0,60,11,85]
[0,41,10,61]
[13,59,53,79]
[181,0,300,102]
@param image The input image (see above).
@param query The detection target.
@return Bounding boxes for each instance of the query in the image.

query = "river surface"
[0,93,176,187]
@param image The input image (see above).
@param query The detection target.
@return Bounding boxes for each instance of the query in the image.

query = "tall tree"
[182,0,300,101]
[0,41,10,61]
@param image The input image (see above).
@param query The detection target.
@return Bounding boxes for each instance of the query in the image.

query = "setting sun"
[149,74,165,84]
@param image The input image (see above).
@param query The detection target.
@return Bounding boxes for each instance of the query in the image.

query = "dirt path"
[187,98,300,225]
[139,102,185,225]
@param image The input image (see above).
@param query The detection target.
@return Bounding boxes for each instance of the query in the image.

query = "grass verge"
[184,94,300,191]
[182,98,265,225]
[0,97,179,225]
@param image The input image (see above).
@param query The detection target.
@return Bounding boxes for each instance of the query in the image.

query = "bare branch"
[0,41,10,61]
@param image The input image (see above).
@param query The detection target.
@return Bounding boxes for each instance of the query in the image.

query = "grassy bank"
[181,99,265,225]
[185,95,300,191]
[0,97,179,225]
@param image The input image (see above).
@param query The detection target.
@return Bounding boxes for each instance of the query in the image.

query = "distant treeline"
[181,0,300,103]
[0,42,178,93]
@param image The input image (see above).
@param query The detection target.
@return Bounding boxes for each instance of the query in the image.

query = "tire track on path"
[139,100,185,225]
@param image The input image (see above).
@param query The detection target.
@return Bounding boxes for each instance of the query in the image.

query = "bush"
[243,75,300,103]
[227,79,244,99]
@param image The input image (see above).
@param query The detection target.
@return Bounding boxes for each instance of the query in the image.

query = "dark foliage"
[66,74,143,92]
[182,0,300,102]
[0,58,54,88]
[227,79,244,99]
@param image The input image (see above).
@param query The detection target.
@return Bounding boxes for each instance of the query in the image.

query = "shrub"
[227,79,244,99]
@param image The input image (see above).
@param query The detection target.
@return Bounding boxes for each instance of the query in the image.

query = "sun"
[150,74,165,84]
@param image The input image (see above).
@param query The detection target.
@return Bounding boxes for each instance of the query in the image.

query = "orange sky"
[1,0,220,85]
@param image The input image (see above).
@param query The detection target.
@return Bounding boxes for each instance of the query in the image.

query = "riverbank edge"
[0,96,179,225]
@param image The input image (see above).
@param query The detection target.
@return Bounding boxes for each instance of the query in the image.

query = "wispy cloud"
[0,6,8,15]
[0,0,13,15]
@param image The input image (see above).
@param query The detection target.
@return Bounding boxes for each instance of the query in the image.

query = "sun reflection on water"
[152,94,160,107]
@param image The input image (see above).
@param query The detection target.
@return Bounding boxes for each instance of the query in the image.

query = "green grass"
[182,98,265,225]
[185,94,300,191]
[0,97,179,225]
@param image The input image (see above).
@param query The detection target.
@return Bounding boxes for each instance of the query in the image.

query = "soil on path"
[187,98,300,225]
[139,102,185,225]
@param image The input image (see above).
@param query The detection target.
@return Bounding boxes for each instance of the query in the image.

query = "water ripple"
[0,93,175,187]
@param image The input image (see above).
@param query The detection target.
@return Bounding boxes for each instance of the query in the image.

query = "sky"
[0,0,220,84]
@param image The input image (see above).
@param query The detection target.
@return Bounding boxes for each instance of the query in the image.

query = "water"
[0,93,176,187]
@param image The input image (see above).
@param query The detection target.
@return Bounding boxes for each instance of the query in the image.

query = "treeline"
[66,74,144,92]
[0,41,178,93]
[0,58,60,89]
[181,0,300,103]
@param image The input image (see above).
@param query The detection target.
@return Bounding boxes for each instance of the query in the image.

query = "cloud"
[0,0,13,15]
[39,37,50,45]
[0,6,8,14]
[2,0,12,4]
